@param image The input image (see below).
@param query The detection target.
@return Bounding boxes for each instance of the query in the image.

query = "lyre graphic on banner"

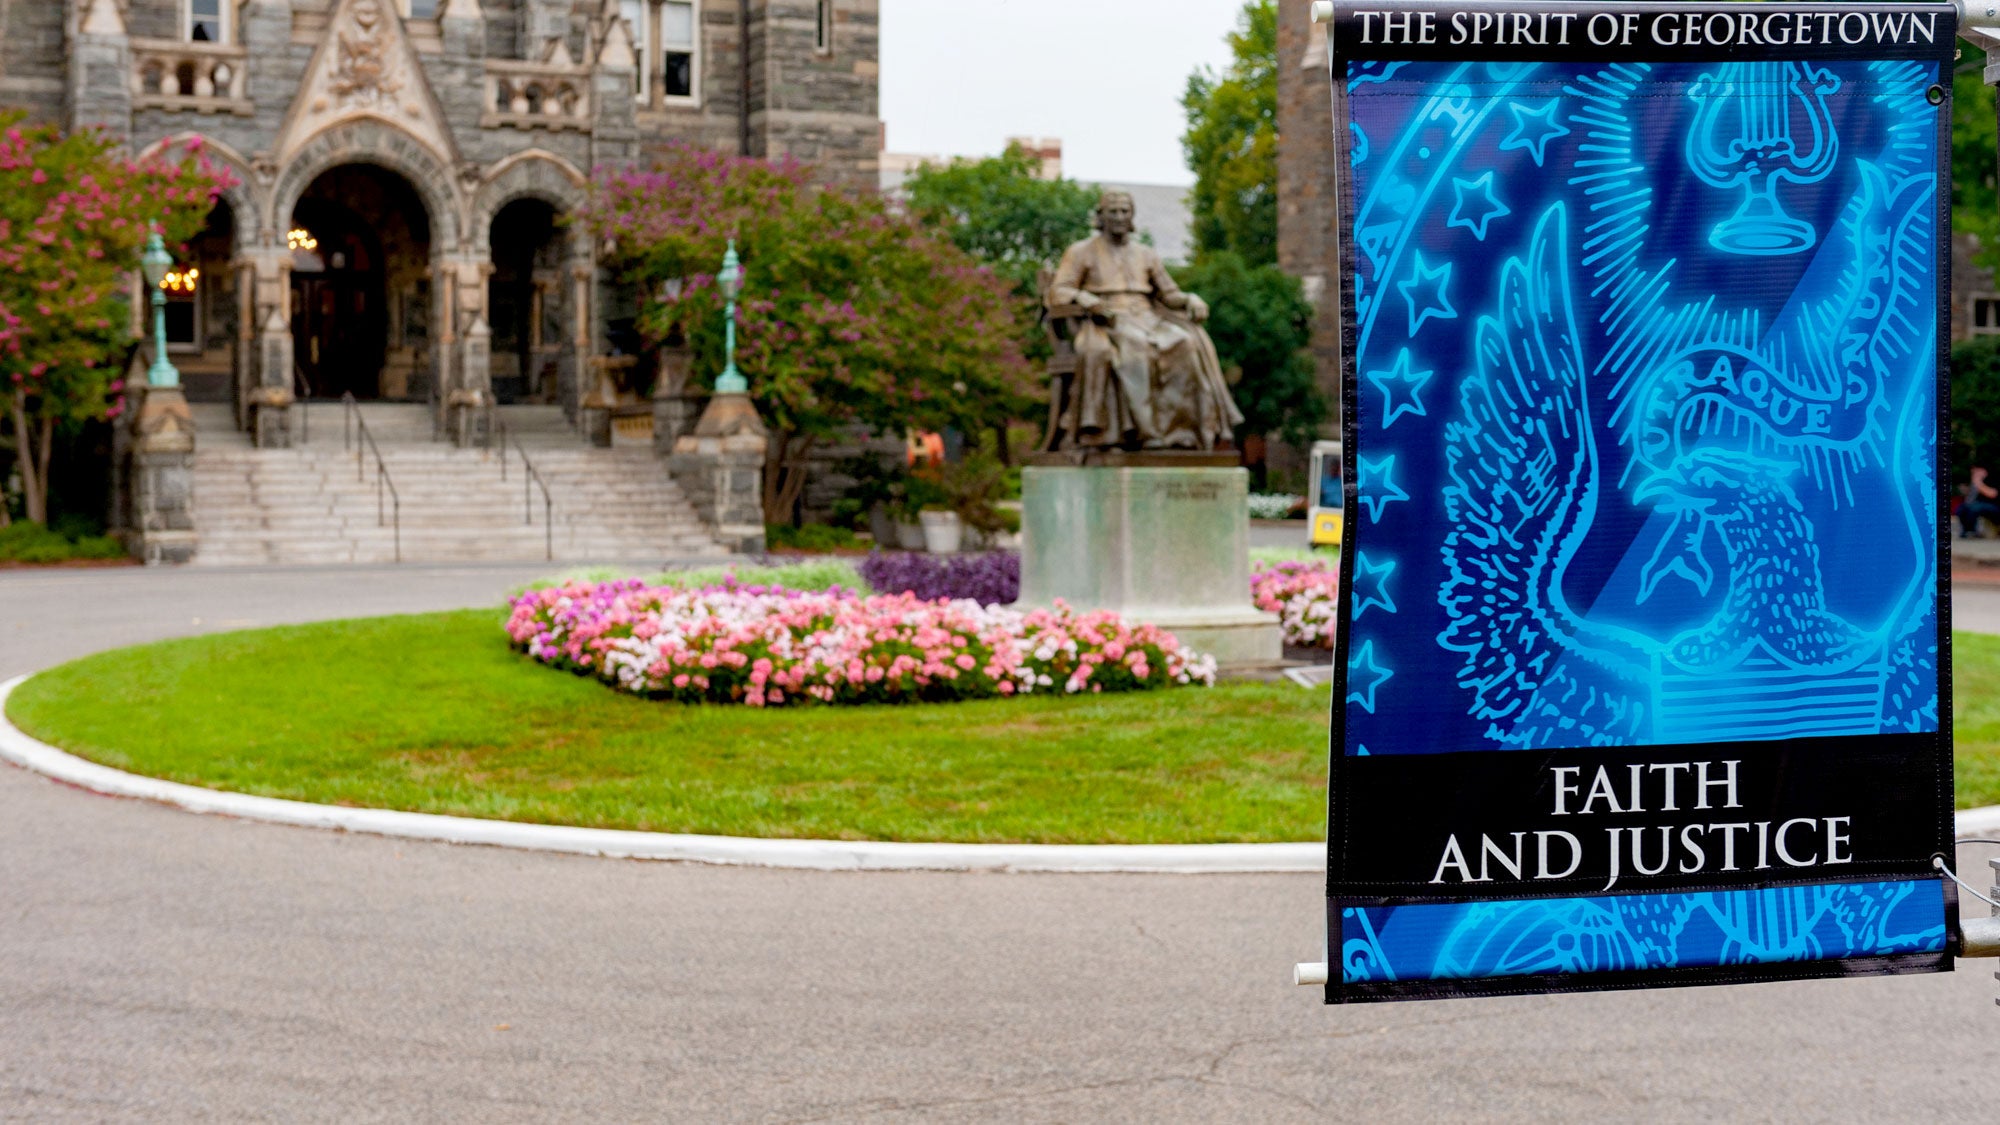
[1320,1,1958,1003]
[1686,61,1842,256]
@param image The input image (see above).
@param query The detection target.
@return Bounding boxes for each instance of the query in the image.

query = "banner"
[1324,1,1958,1002]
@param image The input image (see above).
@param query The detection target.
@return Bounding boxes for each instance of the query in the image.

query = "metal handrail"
[341,392,402,563]
[492,413,554,561]
[292,365,313,445]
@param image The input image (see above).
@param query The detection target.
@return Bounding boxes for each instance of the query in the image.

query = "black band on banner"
[1328,1,1959,63]
[1331,734,1948,902]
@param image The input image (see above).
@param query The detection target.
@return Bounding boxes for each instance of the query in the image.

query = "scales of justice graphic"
[1307,0,1964,1001]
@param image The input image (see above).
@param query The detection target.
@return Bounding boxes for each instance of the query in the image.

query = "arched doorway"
[487,198,569,405]
[288,165,432,401]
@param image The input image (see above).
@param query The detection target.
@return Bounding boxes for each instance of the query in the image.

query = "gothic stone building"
[0,0,879,443]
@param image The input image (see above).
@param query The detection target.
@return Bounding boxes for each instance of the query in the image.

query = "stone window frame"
[626,1,702,109]
[658,0,701,107]
[183,0,233,44]
[1973,292,2000,336]
[815,0,833,56]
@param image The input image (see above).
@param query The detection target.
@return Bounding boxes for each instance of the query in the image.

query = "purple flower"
[858,551,1020,606]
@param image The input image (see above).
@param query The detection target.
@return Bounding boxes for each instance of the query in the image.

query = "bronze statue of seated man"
[1045,191,1243,452]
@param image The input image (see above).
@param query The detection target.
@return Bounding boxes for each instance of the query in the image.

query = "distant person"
[1962,466,2000,539]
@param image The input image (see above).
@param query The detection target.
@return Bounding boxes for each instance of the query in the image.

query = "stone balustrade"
[482,61,592,132]
[130,38,252,115]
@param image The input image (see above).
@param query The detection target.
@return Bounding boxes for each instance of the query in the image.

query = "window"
[662,0,697,101]
[406,0,439,18]
[622,0,650,101]
[1974,294,2000,336]
[186,0,228,43]
[160,267,201,350]
[815,0,832,54]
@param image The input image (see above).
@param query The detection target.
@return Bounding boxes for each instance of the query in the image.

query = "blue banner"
[1325,8,1957,1002]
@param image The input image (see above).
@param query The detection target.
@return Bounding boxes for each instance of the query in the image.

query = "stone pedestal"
[127,384,198,565]
[667,392,768,554]
[1018,465,1281,667]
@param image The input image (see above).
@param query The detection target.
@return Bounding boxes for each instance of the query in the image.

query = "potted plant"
[904,467,959,552]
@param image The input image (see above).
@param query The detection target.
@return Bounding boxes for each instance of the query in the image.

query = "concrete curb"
[9,671,1999,873]
[0,674,1321,874]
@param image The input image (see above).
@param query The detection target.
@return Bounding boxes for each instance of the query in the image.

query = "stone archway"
[288,164,434,401]
[256,119,474,442]
[474,152,592,410]
[133,134,267,426]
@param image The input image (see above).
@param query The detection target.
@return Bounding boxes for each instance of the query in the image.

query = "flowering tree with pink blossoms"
[577,145,1034,523]
[0,115,231,525]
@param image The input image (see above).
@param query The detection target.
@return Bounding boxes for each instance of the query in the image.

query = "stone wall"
[5,0,881,187]
[746,0,880,190]
[1274,0,1341,431]
[0,0,67,122]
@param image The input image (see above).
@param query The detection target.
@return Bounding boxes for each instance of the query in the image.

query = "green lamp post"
[139,228,180,388]
[714,239,747,394]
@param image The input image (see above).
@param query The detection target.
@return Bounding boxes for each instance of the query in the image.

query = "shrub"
[505,580,1217,706]
[859,551,1020,606]
[767,523,861,552]
[0,521,124,563]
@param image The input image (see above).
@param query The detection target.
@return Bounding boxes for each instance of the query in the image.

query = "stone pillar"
[590,9,641,168]
[251,307,295,448]
[652,344,704,454]
[668,392,769,555]
[127,384,198,564]
[448,315,493,446]
[68,0,132,140]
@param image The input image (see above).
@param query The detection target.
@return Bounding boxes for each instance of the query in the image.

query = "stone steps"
[186,402,726,566]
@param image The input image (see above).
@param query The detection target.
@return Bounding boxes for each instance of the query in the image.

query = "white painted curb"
[0,674,1321,874]
[9,671,1998,874]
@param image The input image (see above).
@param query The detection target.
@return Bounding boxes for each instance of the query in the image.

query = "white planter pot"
[919,510,963,554]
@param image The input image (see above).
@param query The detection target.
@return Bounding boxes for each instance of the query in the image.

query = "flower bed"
[506,578,1214,707]
[1251,556,1340,648]
[858,550,1019,606]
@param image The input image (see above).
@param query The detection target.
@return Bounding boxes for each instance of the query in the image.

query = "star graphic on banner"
[1447,172,1511,241]
[1364,349,1432,430]
[1356,454,1409,522]
[1500,99,1570,167]
[1397,252,1456,337]
[1351,552,1398,620]
[1347,640,1394,715]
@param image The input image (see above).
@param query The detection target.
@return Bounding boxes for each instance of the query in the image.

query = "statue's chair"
[1037,266,1088,452]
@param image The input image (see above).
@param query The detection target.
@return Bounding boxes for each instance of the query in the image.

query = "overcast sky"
[878,0,1245,187]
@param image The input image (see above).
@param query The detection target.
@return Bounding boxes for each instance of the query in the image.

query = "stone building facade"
[1,0,879,444]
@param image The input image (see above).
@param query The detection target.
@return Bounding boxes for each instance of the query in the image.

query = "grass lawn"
[5,610,1330,844]
[11,615,2000,845]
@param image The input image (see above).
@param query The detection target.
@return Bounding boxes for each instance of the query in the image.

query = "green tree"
[579,145,1031,522]
[1955,42,2000,278]
[1172,250,1325,449]
[1954,336,2000,478]
[1182,0,1279,266]
[901,143,1099,295]
[0,117,229,525]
